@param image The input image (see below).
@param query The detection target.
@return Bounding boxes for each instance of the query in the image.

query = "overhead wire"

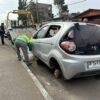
[68,0,87,6]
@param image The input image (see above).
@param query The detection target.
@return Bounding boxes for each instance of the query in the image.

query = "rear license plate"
[86,60,100,70]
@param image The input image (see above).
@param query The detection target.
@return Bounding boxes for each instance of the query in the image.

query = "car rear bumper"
[61,58,100,80]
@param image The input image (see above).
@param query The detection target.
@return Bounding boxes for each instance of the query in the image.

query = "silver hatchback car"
[31,22,100,80]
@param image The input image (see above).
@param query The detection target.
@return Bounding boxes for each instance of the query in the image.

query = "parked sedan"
[31,22,100,80]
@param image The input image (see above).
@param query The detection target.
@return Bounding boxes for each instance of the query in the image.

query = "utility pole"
[36,0,39,24]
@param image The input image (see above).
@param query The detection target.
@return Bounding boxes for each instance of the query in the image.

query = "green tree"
[54,0,68,17]
[54,0,64,5]
[18,0,27,10]
[27,1,37,22]
[18,0,27,26]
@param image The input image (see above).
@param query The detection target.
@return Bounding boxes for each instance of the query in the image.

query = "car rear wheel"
[54,69,61,78]
[50,59,62,79]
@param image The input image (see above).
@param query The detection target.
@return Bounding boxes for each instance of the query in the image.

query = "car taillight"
[60,41,76,52]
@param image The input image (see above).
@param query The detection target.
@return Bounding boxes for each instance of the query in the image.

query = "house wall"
[27,3,53,23]
[74,9,100,25]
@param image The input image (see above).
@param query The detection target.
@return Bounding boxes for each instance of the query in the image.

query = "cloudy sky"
[0,0,100,23]
[0,0,18,23]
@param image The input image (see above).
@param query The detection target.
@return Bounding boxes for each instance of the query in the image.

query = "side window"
[45,25,61,38]
[35,26,49,39]
[61,27,75,42]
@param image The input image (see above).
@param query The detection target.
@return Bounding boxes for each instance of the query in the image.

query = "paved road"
[0,42,45,100]
[30,60,100,100]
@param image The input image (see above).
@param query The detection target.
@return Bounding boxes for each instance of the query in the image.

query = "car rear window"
[60,24,100,55]
[75,24,100,55]
[75,25,100,47]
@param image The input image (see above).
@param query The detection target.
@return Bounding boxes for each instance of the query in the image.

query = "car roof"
[44,21,99,27]
[45,21,84,25]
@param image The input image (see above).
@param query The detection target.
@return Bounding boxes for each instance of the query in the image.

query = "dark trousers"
[0,34,5,45]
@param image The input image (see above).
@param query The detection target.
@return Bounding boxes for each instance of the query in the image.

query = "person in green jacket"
[13,34,32,66]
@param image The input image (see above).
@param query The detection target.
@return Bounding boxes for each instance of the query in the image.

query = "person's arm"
[27,42,33,51]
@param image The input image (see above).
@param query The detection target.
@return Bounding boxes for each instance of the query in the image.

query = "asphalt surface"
[0,41,45,100]
[30,59,100,100]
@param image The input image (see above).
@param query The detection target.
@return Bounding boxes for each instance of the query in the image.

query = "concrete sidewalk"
[0,44,44,100]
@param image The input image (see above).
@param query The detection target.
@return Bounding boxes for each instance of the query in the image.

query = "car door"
[37,25,61,63]
[31,25,49,59]
[31,24,61,63]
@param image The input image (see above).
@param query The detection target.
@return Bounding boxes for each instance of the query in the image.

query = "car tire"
[36,59,44,65]
[7,33,11,40]
[7,33,14,45]
[54,69,61,79]
[50,59,62,79]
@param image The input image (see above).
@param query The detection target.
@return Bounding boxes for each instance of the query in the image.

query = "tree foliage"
[54,0,68,17]
[27,1,37,22]
[18,0,27,10]
[18,0,27,26]
[54,0,64,5]
[62,5,68,12]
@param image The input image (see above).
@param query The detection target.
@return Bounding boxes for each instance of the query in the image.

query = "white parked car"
[31,22,100,80]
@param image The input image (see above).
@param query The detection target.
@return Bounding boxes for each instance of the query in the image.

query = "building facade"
[74,9,100,24]
[27,2,53,23]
